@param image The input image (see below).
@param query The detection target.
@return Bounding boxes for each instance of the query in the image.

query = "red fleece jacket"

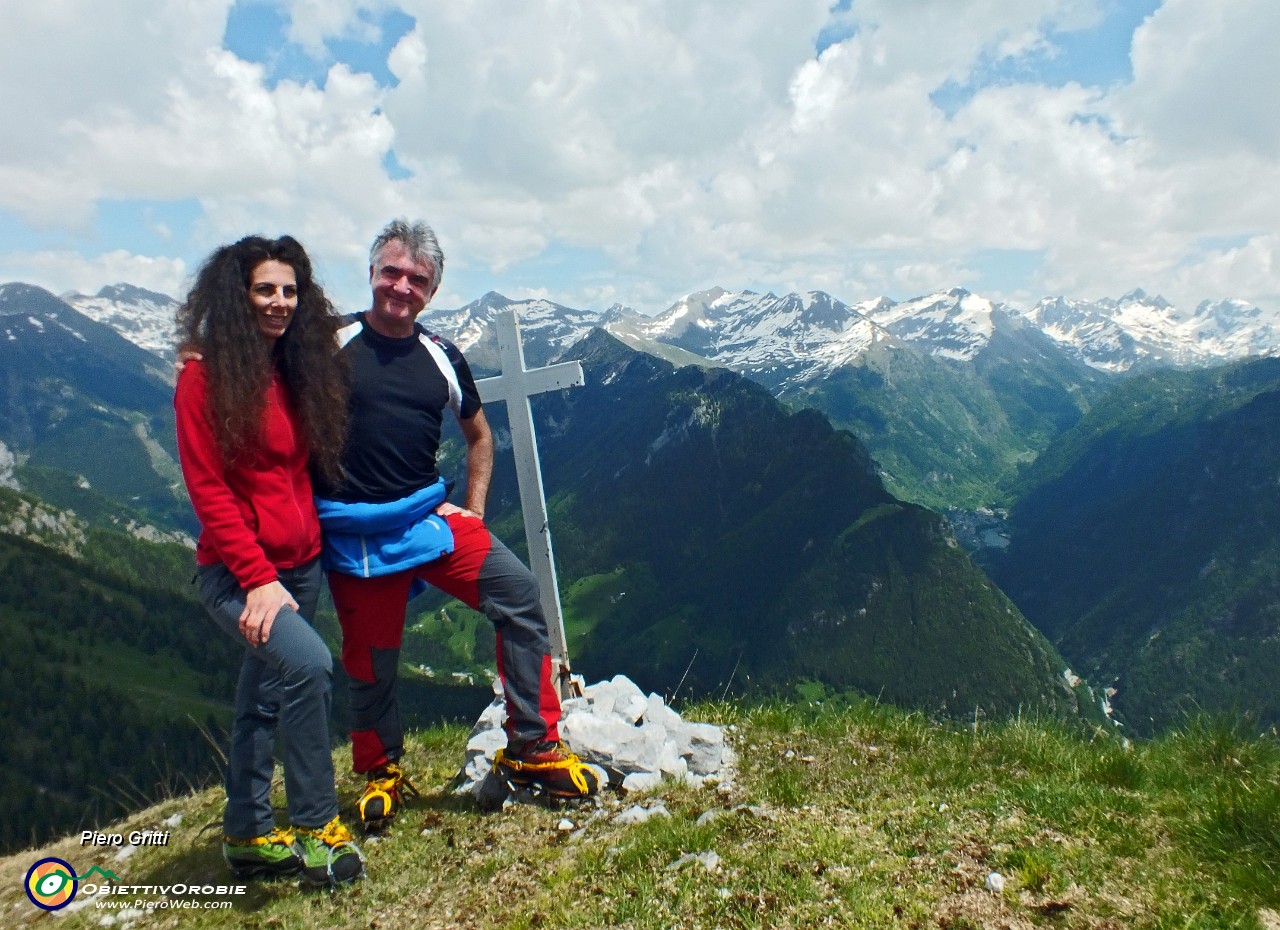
[174,359,321,590]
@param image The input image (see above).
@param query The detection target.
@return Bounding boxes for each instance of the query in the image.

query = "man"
[316,218,599,830]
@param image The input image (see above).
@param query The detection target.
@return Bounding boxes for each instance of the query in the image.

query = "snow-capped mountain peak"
[860,287,1000,361]
[633,288,888,386]
[640,287,734,341]
[62,283,178,359]
[422,292,644,370]
[1026,290,1279,371]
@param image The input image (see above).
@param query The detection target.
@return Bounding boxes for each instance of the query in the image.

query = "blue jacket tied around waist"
[315,480,454,590]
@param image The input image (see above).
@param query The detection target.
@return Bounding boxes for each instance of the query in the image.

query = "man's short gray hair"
[370,218,445,289]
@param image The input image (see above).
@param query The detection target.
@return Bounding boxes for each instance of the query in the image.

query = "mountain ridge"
[8,273,1273,510]
[10,278,1273,376]
[0,283,191,532]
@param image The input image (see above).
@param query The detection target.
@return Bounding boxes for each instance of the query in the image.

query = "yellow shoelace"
[497,747,593,794]
[225,826,296,848]
[364,763,419,798]
[298,816,351,846]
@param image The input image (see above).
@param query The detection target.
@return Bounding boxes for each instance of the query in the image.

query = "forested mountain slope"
[989,357,1280,732]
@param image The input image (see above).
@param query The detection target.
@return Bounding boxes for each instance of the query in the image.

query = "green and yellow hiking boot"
[357,761,419,831]
[294,816,364,887]
[222,826,303,879]
[495,740,602,799]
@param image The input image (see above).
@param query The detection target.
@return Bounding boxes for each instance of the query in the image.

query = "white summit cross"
[474,309,584,698]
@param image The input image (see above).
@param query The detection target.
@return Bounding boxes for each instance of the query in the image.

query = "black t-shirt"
[328,313,482,503]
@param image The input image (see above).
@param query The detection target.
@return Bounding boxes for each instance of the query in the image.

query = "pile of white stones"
[457,674,736,806]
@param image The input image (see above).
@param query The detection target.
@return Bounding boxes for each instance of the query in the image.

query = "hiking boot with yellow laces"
[357,761,419,831]
[495,740,602,799]
[294,816,364,887]
[222,826,303,878]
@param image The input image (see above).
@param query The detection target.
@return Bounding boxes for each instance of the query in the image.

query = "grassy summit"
[2,696,1276,929]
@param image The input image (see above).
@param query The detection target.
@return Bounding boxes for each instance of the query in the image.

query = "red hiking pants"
[328,512,562,773]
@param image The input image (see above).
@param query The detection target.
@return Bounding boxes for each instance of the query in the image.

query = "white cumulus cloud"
[0,0,1277,315]
[1,250,189,300]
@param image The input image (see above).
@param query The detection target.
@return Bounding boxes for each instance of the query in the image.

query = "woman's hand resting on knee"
[239,580,299,646]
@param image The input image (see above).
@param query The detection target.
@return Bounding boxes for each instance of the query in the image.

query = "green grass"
[560,567,631,650]
[2,698,1277,929]
[403,604,493,673]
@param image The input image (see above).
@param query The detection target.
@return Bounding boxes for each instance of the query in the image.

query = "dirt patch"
[934,888,1037,930]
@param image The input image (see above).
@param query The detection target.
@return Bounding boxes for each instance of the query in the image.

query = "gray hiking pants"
[196,558,338,837]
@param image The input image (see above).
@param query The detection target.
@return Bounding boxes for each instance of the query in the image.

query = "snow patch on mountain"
[63,284,178,359]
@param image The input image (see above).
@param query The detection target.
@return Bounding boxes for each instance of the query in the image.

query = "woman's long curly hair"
[175,235,348,485]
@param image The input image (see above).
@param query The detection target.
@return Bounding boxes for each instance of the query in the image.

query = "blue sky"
[0,0,1275,316]
[224,2,416,90]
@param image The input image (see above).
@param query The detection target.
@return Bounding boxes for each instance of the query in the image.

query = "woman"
[174,235,361,887]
